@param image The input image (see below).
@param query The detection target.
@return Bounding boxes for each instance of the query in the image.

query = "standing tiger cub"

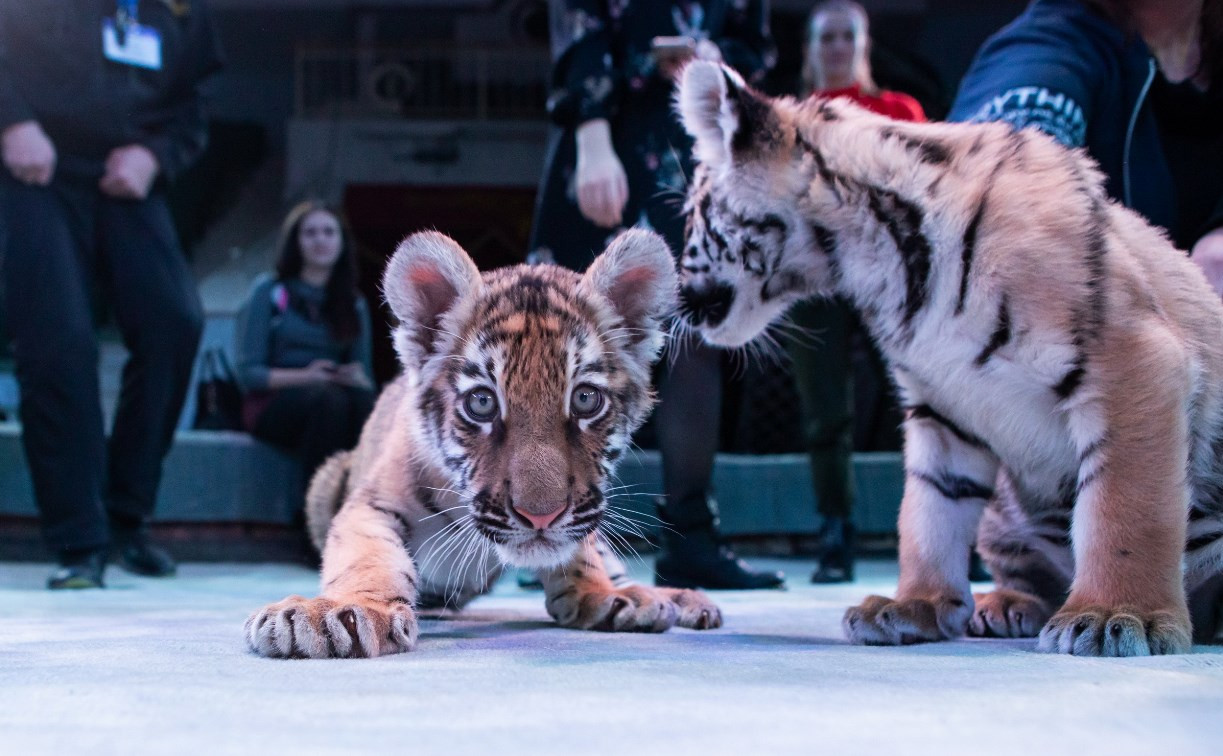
[675,61,1223,656]
[245,229,721,658]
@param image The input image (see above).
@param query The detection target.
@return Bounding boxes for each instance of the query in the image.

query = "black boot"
[110,517,177,577]
[48,547,107,590]
[653,497,785,590]
[810,517,855,583]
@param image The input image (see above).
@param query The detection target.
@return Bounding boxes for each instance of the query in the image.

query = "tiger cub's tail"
[305,450,352,554]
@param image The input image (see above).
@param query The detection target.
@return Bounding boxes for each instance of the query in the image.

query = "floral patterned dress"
[530,0,775,270]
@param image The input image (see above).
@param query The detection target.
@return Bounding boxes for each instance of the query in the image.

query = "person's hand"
[575,119,628,229]
[333,362,373,390]
[655,38,722,80]
[2,120,56,186]
[99,144,159,200]
[303,359,339,385]
[1191,227,1223,299]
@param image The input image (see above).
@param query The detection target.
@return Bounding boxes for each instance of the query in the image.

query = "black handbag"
[193,347,243,431]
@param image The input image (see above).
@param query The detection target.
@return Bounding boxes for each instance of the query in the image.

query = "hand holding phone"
[652,36,696,79]
[652,36,722,80]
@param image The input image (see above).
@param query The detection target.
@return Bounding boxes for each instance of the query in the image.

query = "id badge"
[102,18,163,70]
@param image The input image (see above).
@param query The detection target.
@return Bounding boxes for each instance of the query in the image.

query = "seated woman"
[234,200,376,491]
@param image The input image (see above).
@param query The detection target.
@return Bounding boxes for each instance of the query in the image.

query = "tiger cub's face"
[383,230,677,568]
[676,62,833,347]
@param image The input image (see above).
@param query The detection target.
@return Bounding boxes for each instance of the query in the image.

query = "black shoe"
[48,548,107,590]
[968,551,992,582]
[810,517,855,584]
[111,520,177,577]
[653,500,784,591]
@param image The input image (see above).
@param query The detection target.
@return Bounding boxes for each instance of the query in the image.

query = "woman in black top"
[529,0,783,590]
[235,200,376,488]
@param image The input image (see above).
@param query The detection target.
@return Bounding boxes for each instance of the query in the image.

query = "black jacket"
[0,0,223,181]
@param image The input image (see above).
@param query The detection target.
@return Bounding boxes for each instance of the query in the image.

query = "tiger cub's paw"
[843,593,971,645]
[1036,605,1191,656]
[968,589,1051,638]
[245,594,419,659]
[656,587,723,630]
[548,584,720,633]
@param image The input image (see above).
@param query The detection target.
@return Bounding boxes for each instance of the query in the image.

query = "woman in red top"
[788,1,941,584]
[802,0,925,120]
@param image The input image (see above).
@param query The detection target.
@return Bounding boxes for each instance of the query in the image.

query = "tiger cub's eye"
[570,384,605,418]
[463,388,499,422]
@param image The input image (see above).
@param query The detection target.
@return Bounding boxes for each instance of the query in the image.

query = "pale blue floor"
[2,557,1222,755]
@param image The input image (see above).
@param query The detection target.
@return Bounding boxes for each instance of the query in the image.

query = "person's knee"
[308,383,352,418]
[164,295,204,349]
[134,294,203,359]
[13,325,98,379]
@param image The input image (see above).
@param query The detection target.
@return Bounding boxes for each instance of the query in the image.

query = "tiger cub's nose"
[513,502,568,530]
[679,281,735,327]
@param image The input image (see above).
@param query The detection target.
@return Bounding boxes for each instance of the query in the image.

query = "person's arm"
[234,280,275,393]
[948,14,1103,147]
[1191,227,1223,297]
[1190,194,1223,296]
[545,0,619,128]
[714,0,777,87]
[135,1,224,183]
[546,1,627,228]
[0,11,55,185]
[336,297,376,390]
[353,297,374,380]
[0,8,33,132]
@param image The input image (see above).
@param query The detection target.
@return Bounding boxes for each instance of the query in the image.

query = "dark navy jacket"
[950,0,1177,236]
[0,1,223,182]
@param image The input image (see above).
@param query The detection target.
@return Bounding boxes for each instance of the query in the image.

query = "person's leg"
[1,174,108,587]
[97,190,204,575]
[786,298,857,582]
[254,383,355,488]
[641,160,783,590]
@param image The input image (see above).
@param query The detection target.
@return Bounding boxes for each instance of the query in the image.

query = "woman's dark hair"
[275,199,362,344]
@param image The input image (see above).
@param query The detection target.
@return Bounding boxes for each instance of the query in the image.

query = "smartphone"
[651,35,696,58]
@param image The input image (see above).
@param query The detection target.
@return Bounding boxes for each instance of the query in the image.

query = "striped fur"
[676,61,1223,656]
[246,230,721,658]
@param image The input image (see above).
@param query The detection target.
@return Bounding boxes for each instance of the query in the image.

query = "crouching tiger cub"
[245,229,721,658]
[673,61,1223,656]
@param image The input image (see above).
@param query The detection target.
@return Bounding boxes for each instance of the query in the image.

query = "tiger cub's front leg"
[844,406,998,644]
[542,534,722,632]
[1038,326,1192,656]
[245,495,420,658]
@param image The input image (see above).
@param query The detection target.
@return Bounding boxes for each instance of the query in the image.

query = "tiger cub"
[673,61,1223,656]
[245,230,721,658]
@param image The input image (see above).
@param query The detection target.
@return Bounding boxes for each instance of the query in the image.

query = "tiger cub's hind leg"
[969,480,1070,638]
[1038,324,1192,656]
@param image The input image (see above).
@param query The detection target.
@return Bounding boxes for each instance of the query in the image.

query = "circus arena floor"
[3,556,1222,755]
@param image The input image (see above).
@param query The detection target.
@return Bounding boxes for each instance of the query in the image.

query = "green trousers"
[785,298,855,520]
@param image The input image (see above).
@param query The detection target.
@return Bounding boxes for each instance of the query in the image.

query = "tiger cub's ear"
[383,231,481,370]
[677,60,775,168]
[581,229,678,341]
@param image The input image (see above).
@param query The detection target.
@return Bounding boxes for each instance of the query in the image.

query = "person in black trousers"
[0,1,223,588]
[530,0,783,589]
